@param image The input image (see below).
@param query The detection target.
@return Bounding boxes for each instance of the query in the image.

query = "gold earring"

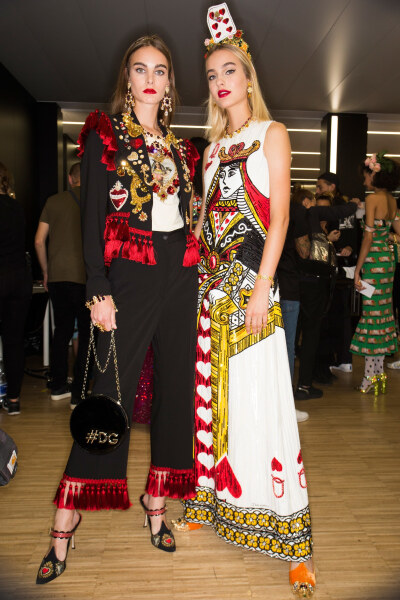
[161,86,172,119]
[247,82,253,97]
[124,81,135,114]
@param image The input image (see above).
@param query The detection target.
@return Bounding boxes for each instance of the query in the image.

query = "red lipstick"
[144,88,157,94]
[218,89,231,98]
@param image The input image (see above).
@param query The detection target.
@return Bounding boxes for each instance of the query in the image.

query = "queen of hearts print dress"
[183,120,313,562]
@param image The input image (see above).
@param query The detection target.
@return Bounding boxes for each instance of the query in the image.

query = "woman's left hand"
[354,270,365,291]
[244,280,270,335]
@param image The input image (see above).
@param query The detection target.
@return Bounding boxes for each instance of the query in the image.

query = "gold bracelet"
[256,274,274,283]
[85,295,117,311]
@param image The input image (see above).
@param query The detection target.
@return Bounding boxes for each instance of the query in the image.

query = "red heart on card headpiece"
[223,18,229,24]
[227,26,232,32]
[216,32,221,38]
[209,11,214,19]
[271,457,282,472]
[212,23,218,30]
[220,8,225,15]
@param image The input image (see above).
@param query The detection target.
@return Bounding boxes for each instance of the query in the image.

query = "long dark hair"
[110,35,178,127]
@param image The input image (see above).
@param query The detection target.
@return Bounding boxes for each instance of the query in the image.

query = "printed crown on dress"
[218,140,260,164]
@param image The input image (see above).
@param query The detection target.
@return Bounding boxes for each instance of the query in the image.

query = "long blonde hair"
[205,45,271,142]
[0,162,15,197]
[110,34,178,127]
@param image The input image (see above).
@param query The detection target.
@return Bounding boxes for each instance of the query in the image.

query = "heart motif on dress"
[200,316,211,331]
[271,457,282,472]
[198,475,215,489]
[109,180,128,210]
[197,406,212,425]
[198,336,211,354]
[196,361,211,379]
[215,455,242,498]
[297,450,303,464]
[197,384,212,403]
[198,452,214,470]
[197,430,213,448]
[203,298,210,311]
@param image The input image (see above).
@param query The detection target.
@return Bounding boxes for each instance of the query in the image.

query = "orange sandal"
[289,562,316,597]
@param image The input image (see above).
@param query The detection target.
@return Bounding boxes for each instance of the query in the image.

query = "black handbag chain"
[81,323,122,405]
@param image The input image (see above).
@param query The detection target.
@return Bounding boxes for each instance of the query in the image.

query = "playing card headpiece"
[204,3,252,60]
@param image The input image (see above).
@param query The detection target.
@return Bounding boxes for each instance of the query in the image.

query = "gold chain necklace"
[224,115,254,139]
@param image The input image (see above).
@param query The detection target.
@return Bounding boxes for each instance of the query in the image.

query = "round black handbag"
[70,324,129,455]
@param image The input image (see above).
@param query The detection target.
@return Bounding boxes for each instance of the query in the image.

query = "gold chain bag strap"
[70,324,129,454]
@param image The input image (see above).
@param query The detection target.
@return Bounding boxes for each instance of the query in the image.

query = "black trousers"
[47,281,91,397]
[0,265,32,398]
[316,285,353,371]
[298,276,330,387]
[58,230,197,508]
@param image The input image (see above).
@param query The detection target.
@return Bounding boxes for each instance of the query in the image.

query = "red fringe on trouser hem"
[53,474,132,511]
[145,464,196,499]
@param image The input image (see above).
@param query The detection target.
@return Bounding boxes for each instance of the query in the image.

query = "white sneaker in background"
[329,363,353,373]
[296,409,309,423]
[387,360,400,370]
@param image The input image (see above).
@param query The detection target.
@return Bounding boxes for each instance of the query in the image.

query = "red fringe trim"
[183,232,200,266]
[77,110,118,171]
[103,216,157,266]
[53,474,131,511]
[183,139,200,181]
[145,464,196,499]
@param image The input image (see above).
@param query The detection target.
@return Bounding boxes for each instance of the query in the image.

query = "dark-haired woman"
[37,35,199,583]
[351,153,400,392]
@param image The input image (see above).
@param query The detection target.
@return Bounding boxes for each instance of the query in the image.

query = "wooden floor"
[1,353,400,600]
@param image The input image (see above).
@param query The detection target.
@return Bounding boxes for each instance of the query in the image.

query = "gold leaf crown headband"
[204,3,252,60]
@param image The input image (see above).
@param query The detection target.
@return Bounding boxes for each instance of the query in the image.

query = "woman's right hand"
[91,296,117,331]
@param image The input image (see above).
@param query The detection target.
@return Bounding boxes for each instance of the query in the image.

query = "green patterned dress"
[351,219,398,356]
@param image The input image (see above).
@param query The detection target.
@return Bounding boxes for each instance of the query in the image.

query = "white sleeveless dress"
[184,120,313,562]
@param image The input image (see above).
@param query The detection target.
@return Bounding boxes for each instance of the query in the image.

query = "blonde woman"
[182,14,315,597]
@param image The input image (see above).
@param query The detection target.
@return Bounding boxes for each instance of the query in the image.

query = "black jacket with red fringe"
[78,110,200,299]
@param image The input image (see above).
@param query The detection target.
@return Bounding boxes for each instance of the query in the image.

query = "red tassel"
[128,237,140,262]
[145,465,196,500]
[53,475,132,511]
[147,240,156,265]
[183,232,200,267]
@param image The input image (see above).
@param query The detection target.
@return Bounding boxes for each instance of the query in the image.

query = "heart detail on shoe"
[42,568,50,575]
[215,455,242,498]
[198,452,214,470]
[197,430,213,448]
[198,336,211,354]
[197,384,211,404]
[197,406,212,425]
[271,457,282,472]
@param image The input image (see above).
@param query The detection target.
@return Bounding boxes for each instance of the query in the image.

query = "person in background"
[35,163,90,409]
[277,190,311,423]
[316,172,357,375]
[293,189,358,400]
[351,153,400,392]
[0,162,32,415]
